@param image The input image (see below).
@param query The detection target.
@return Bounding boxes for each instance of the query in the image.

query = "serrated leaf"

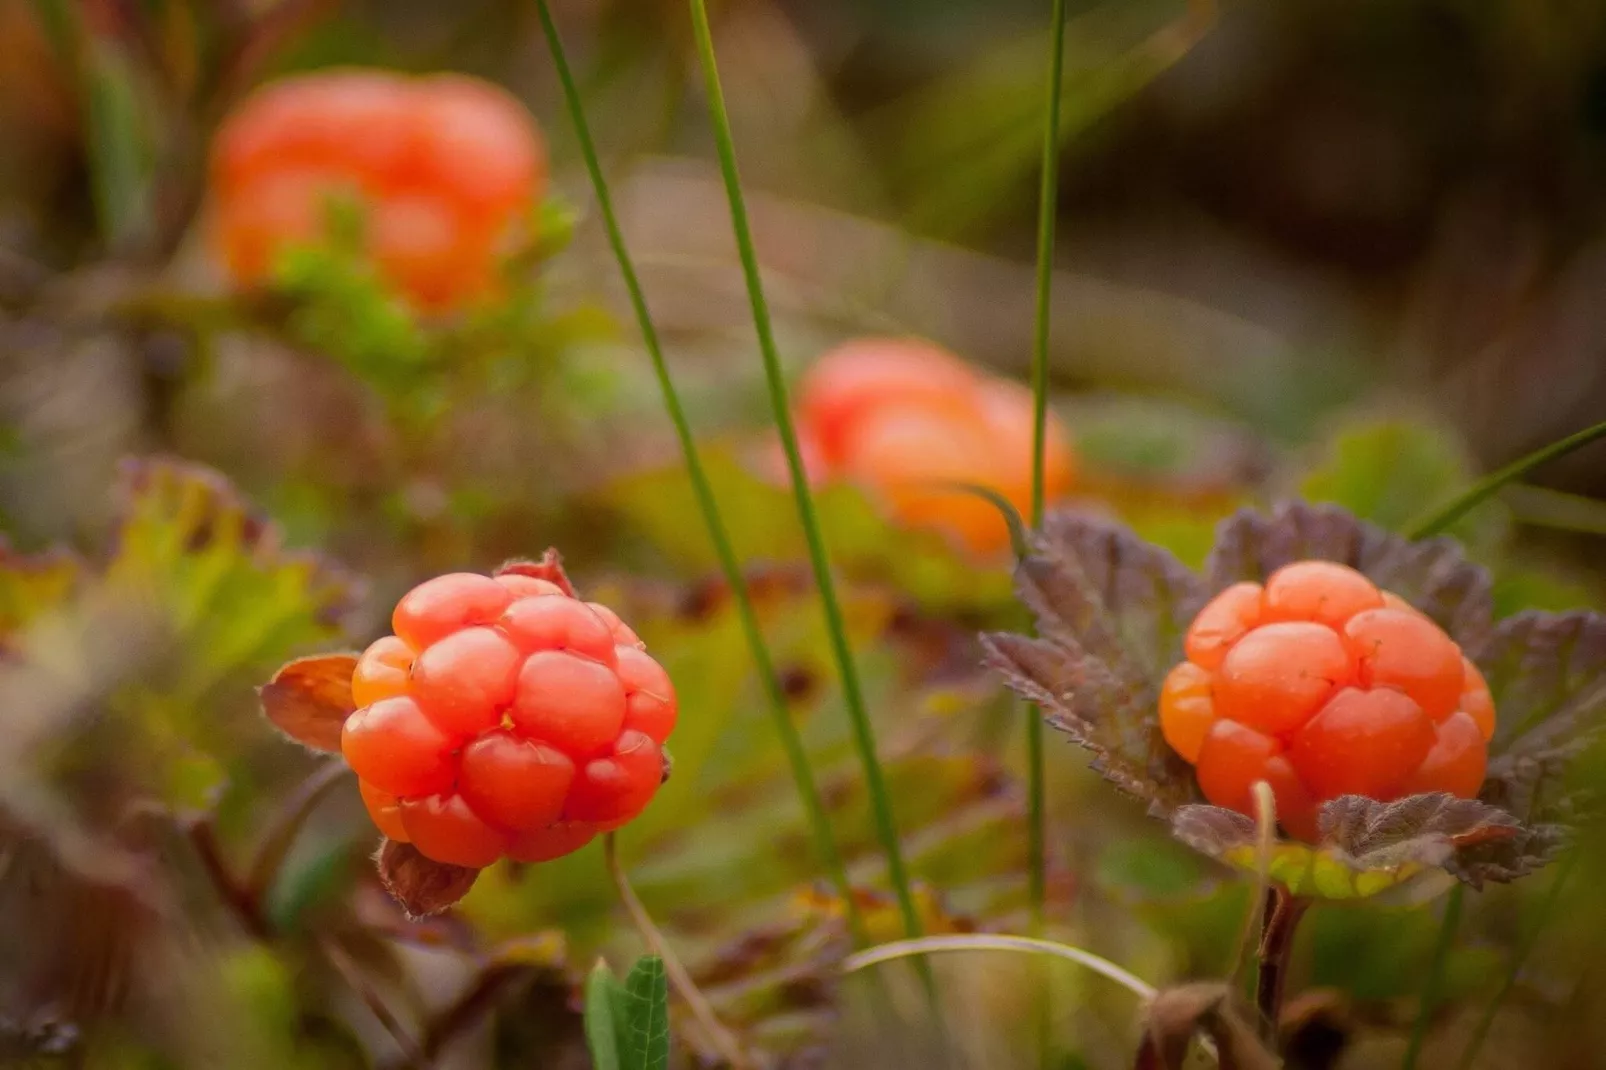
[375,840,479,919]
[258,654,358,753]
[982,510,1205,816]
[1171,794,1520,899]
[1205,501,1496,650]
[620,956,670,1070]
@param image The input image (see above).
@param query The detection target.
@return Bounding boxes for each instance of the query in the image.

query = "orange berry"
[369,192,484,312]
[1158,661,1216,763]
[1184,582,1265,670]
[510,650,626,757]
[1195,721,1317,840]
[341,695,455,797]
[352,634,414,708]
[616,646,678,743]
[1261,561,1382,630]
[500,595,618,664]
[971,378,1076,506]
[564,730,664,830]
[1459,658,1496,741]
[392,572,514,650]
[409,626,521,739]
[1214,622,1353,736]
[508,822,597,864]
[494,575,566,600]
[358,779,410,842]
[1400,711,1487,798]
[1380,591,1430,619]
[215,168,344,284]
[587,602,644,649]
[1344,608,1465,721]
[407,74,546,223]
[839,403,1010,555]
[458,730,574,832]
[1289,687,1436,801]
[399,793,507,868]
[798,338,979,466]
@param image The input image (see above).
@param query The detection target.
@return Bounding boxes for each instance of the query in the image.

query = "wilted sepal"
[1135,984,1278,1070]
[258,654,359,753]
[981,512,1206,817]
[375,839,479,919]
[1171,793,1520,899]
[496,549,579,598]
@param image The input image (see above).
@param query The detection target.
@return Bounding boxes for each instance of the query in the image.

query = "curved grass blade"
[844,934,1157,1001]
[684,0,922,946]
[1407,419,1606,538]
[534,0,860,944]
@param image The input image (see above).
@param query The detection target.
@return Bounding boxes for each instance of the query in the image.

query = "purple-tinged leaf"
[1204,502,1494,650]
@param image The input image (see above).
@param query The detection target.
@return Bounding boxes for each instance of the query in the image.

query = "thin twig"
[185,817,270,940]
[321,936,428,1068]
[1402,883,1463,1070]
[605,834,752,1069]
[245,760,350,899]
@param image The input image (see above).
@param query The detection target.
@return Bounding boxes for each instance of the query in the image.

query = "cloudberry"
[789,337,1077,556]
[211,69,546,312]
[342,570,674,867]
[1161,560,1494,840]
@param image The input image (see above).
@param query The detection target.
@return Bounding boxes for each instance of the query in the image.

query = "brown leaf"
[1320,793,1519,874]
[259,654,359,753]
[1135,983,1278,1070]
[1204,501,1495,651]
[981,510,1204,817]
[375,840,479,919]
[495,549,577,598]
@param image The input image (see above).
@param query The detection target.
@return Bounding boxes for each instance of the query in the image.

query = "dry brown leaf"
[258,653,359,753]
[495,549,578,598]
[375,839,480,919]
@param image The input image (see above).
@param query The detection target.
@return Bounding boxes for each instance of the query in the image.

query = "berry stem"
[1407,418,1606,538]
[1028,0,1069,1057]
[684,0,924,946]
[244,759,350,900]
[533,0,862,945]
[604,834,751,1069]
[1402,882,1463,1070]
[1255,886,1308,1047]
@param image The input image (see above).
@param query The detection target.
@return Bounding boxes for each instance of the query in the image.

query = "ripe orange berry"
[1159,661,1216,762]
[1344,608,1464,721]
[971,378,1076,506]
[798,338,980,467]
[1162,561,1495,841]
[210,69,546,312]
[352,634,414,708]
[339,568,674,867]
[1183,582,1263,670]
[1214,622,1351,736]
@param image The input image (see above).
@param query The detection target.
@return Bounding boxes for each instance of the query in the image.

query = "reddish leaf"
[1204,501,1495,651]
[375,839,479,919]
[259,653,359,753]
[495,549,577,598]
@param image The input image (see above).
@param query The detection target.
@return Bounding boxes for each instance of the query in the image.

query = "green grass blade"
[1401,883,1462,1070]
[684,0,923,945]
[533,0,862,945]
[1028,0,1070,946]
[1407,419,1606,538]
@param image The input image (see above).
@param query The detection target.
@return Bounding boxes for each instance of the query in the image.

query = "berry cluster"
[211,70,546,311]
[1161,561,1494,841]
[341,571,675,868]
[783,338,1075,556]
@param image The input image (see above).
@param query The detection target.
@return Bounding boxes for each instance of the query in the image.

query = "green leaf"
[620,956,671,1070]
[584,960,626,1070]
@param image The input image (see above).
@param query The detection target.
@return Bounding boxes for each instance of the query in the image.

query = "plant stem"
[843,934,1157,1002]
[1255,887,1308,1047]
[605,834,751,1069]
[1457,855,1577,1070]
[1028,1,1069,1059]
[1406,418,1606,538]
[532,0,861,946]
[1402,883,1463,1070]
[684,0,923,945]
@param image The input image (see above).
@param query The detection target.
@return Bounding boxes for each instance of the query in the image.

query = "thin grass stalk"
[1401,882,1463,1070]
[683,0,924,945]
[1026,0,1070,948]
[532,0,863,946]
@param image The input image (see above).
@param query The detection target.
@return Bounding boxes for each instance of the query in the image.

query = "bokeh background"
[3,1,1606,1067]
